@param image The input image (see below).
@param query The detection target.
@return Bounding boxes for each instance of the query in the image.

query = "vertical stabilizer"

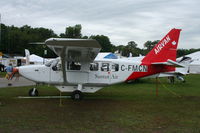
[25,49,30,65]
[142,28,181,63]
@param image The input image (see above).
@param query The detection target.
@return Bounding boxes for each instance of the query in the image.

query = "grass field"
[0,75,200,133]
[0,72,6,78]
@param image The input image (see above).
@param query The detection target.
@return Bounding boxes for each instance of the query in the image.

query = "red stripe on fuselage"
[126,63,175,80]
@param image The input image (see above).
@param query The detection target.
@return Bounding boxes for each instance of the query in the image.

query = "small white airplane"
[18,28,186,100]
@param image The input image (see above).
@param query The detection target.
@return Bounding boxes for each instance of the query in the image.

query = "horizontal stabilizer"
[152,59,185,67]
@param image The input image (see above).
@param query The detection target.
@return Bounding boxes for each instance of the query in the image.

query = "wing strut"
[61,46,67,84]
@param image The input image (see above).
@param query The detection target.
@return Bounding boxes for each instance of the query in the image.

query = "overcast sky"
[0,0,200,49]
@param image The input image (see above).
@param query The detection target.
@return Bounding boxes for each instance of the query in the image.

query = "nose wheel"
[28,88,39,96]
[71,90,83,100]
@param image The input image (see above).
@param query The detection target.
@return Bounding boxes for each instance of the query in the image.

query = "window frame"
[90,62,99,71]
[101,63,110,72]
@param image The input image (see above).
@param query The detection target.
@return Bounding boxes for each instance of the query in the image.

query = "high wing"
[46,38,101,62]
[45,38,101,84]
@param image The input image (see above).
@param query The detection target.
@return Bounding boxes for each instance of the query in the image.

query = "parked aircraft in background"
[17,28,186,100]
[177,51,200,74]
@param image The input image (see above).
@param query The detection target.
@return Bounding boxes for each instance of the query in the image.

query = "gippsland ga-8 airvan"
[18,28,188,100]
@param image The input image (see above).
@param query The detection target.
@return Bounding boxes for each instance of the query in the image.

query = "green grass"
[0,75,200,133]
[0,72,6,78]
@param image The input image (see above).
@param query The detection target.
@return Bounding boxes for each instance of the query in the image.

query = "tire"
[28,88,39,96]
[71,90,83,100]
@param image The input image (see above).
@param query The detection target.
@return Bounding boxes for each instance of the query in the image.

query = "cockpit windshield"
[45,60,54,67]
[45,57,60,67]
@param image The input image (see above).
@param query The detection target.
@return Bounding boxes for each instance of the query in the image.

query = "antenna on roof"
[29,42,45,45]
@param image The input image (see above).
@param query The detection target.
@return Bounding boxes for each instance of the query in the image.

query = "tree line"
[0,23,199,58]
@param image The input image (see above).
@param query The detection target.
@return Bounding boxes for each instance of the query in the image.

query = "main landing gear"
[28,88,39,96]
[27,85,84,100]
[71,84,84,100]
[71,90,83,100]
[28,88,83,100]
[168,76,186,84]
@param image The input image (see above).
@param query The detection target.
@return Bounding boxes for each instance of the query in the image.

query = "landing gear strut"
[71,90,83,100]
[177,76,185,83]
[28,88,39,96]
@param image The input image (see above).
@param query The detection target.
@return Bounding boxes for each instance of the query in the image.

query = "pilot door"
[50,63,63,83]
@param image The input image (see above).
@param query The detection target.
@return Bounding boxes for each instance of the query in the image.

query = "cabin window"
[67,61,81,70]
[111,64,119,72]
[101,63,109,72]
[90,63,98,71]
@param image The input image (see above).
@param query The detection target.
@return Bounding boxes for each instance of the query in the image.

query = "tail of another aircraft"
[25,49,30,65]
[142,28,181,63]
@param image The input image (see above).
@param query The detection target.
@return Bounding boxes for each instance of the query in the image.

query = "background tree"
[128,41,137,48]
[89,35,114,52]
[65,24,82,38]
[144,40,159,51]
[177,48,200,57]
[0,23,199,58]
[115,41,141,57]
[143,40,160,55]
[0,24,57,57]
[122,41,137,57]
